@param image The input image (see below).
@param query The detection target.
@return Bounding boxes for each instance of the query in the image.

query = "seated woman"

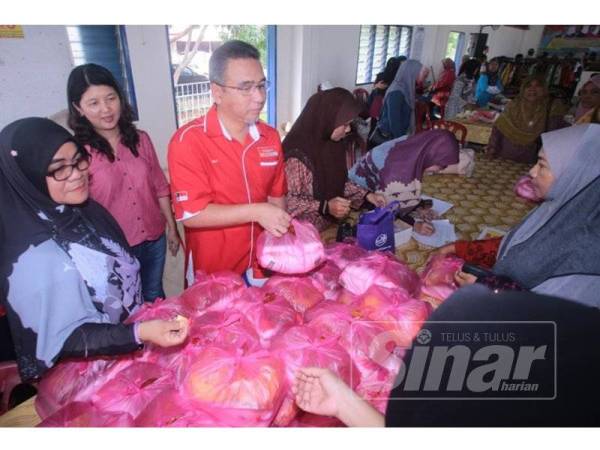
[475,57,503,107]
[444,58,480,120]
[366,56,404,134]
[348,129,459,235]
[369,59,429,147]
[486,75,569,164]
[428,57,456,116]
[574,74,600,124]
[283,88,386,232]
[441,124,600,308]
[0,118,189,382]
[292,286,600,426]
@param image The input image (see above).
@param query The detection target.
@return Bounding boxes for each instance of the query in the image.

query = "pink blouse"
[87,130,170,247]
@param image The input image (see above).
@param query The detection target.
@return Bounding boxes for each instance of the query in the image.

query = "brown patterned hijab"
[282,88,362,201]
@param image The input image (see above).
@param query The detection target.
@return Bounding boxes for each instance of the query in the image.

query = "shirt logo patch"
[258,148,278,158]
[175,191,189,202]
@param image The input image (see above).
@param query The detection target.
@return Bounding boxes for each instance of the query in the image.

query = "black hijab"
[282,88,362,201]
[0,118,141,380]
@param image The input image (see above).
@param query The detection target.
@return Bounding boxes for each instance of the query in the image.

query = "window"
[356,25,413,85]
[66,25,138,118]
[445,31,466,71]
[167,25,277,127]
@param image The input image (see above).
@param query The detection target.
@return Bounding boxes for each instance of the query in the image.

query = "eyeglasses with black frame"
[46,150,90,181]
[214,80,271,96]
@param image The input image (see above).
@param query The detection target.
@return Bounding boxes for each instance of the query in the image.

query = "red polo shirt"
[168,105,287,277]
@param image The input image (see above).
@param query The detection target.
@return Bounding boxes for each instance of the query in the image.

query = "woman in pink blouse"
[67,64,180,302]
[282,88,386,232]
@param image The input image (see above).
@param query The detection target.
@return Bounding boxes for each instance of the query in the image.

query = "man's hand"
[253,203,292,237]
[327,197,351,219]
[138,316,189,347]
[366,193,386,208]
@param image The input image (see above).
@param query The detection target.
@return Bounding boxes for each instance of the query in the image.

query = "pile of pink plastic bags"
[35,220,463,427]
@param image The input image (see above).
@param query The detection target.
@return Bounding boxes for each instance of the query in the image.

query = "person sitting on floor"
[369,59,430,147]
[444,58,480,120]
[283,88,386,232]
[486,75,569,164]
[348,129,459,236]
[475,57,503,107]
[437,124,600,308]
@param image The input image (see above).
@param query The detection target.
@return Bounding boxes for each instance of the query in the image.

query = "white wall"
[124,25,177,167]
[0,26,73,127]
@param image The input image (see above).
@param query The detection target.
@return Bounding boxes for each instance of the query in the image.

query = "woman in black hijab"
[283,88,386,231]
[0,118,188,382]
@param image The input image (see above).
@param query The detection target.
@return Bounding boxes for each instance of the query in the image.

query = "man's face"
[212,58,267,125]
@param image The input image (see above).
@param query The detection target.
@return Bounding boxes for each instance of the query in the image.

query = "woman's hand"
[414,221,435,236]
[328,197,351,219]
[292,367,351,418]
[138,316,189,347]
[166,227,181,257]
[366,192,386,208]
[431,242,457,257]
[454,270,478,287]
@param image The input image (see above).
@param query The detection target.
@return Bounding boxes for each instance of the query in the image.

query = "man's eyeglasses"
[47,151,90,181]
[215,80,271,96]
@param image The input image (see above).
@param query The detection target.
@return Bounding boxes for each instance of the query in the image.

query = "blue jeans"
[131,234,166,302]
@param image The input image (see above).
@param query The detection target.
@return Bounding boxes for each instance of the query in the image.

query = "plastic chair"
[423,119,468,148]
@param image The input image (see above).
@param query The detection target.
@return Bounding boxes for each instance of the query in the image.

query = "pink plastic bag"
[419,254,464,305]
[125,296,189,324]
[306,260,342,300]
[91,362,173,419]
[339,253,420,296]
[180,271,246,317]
[291,412,345,427]
[135,388,217,427]
[264,276,324,314]
[240,294,302,347]
[350,285,415,319]
[35,356,134,419]
[38,401,134,427]
[181,346,285,426]
[514,175,542,203]
[324,243,369,270]
[369,299,432,349]
[256,220,326,274]
[270,325,359,426]
[305,302,354,339]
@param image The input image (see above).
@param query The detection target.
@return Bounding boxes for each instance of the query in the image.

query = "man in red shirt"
[168,40,291,285]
